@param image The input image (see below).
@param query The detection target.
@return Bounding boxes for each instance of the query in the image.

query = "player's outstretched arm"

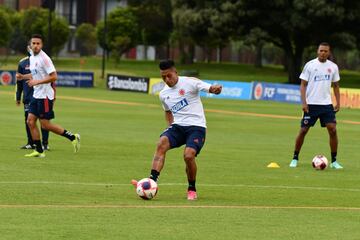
[209,85,222,95]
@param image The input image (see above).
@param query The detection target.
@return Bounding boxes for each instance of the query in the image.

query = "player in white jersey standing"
[16,34,80,158]
[132,59,222,200]
[289,42,343,169]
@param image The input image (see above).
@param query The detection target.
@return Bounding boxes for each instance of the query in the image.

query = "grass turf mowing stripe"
[2,90,359,125]
[0,181,359,192]
[0,204,359,210]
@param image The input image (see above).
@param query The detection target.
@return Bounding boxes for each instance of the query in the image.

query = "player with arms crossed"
[289,42,343,169]
[132,59,222,200]
[16,34,80,158]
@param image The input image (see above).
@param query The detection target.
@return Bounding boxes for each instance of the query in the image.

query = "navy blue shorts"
[301,104,336,128]
[160,124,206,156]
[29,98,55,120]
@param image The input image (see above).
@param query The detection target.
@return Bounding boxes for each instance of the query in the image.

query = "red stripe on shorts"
[44,98,49,113]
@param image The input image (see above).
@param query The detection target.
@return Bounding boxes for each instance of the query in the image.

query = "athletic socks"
[293,151,299,160]
[188,180,196,192]
[41,128,49,144]
[34,140,44,153]
[149,169,160,182]
[61,129,76,141]
[26,124,33,145]
[149,170,196,191]
[331,152,337,163]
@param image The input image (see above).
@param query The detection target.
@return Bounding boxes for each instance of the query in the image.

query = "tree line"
[1,0,360,83]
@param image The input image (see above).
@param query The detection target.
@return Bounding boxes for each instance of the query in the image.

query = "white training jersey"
[159,76,211,128]
[299,58,340,105]
[30,50,56,100]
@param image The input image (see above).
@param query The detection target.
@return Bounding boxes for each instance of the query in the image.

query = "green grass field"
[1,85,360,239]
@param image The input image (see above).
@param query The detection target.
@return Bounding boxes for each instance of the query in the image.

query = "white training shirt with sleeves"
[159,76,211,128]
[299,58,340,105]
[29,50,56,100]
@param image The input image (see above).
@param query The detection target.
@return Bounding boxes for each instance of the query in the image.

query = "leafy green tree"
[49,16,70,55]
[128,0,172,59]
[75,23,97,56]
[14,7,69,56]
[222,0,360,84]
[8,11,28,54]
[171,6,197,64]
[96,7,138,63]
[242,28,269,68]
[0,8,12,47]
[172,0,232,63]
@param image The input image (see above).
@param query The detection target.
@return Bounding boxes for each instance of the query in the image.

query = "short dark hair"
[31,34,43,41]
[319,42,330,48]
[159,59,175,70]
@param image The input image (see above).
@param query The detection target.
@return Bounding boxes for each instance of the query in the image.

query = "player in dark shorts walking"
[16,51,50,150]
[16,34,80,158]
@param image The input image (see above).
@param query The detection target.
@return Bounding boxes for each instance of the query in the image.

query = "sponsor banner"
[337,88,360,109]
[107,74,149,93]
[252,82,301,103]
[200,80,252,100]
[149,78,165,95]
[0,70,16,85]
[56,71,93,87]
[0,70,93,87]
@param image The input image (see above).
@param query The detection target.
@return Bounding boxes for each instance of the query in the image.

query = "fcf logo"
[264,87,276,98]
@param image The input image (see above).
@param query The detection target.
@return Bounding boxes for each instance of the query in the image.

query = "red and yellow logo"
[0,72,13,85]
[254,83,263,100]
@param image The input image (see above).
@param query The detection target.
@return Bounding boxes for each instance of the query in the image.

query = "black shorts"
[29,98,55,120]
[301,104,336,128]
[160,124,206,156]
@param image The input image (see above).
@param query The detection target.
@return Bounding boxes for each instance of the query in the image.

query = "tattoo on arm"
[153,156,162,162]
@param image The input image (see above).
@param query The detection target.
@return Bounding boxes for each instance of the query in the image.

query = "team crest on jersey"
[327,68,332,73]
[171,98,188,113]
[179,89,185,96]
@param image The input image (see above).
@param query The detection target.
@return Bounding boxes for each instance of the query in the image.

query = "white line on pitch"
[0,181,359,192]
[0,205,359,210]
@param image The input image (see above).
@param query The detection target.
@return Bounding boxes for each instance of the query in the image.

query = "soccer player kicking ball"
[132,59,222,200]
[16,34,80,158]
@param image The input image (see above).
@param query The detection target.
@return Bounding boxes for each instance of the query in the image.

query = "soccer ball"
[136,178,158,200]
[312,155,328,170]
